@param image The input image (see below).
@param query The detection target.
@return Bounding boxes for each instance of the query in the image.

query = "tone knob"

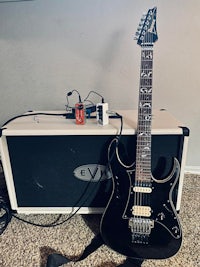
[172,226,179,234]
[157,212,165,221]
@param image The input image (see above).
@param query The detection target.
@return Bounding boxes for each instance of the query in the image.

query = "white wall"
[0,0,199,168]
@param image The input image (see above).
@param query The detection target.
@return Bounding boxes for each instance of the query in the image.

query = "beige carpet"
[0,173,199,267]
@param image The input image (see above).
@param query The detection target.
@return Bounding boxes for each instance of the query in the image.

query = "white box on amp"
[0,110,189,214]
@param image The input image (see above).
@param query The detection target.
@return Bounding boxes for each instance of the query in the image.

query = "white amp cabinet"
[0,110,189,214]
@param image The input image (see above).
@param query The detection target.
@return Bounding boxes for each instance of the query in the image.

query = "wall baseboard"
[184,166,200,175]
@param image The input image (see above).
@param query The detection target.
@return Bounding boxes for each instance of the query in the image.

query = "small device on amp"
[96,103,109,125]
[75,103,85,125]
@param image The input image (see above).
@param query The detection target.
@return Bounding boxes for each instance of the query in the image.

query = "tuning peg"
[134,31,140,39]
[142,13,147,19]
[140,13,147,22]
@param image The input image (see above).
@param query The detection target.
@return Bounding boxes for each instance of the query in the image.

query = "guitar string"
[134,11,155,237]
[136,40,144,229]
[140,29,153,232]
[143,40,152,216]
[145,31,153,218]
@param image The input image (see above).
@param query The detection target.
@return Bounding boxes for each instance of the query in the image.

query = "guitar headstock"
[135,7,158,46]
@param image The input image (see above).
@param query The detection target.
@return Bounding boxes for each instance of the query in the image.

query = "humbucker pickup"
[132,205,151,217]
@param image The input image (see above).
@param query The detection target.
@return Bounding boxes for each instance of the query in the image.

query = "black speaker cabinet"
[0,110,189,214]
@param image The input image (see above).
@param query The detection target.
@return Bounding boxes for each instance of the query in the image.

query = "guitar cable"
[0,165,12,235]
[106,111,135,169]
[0,111,124,230]
[12,112,123,228]
[11,164,108,228]
[0,195,12,235]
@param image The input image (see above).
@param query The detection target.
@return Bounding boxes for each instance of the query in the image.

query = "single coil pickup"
[132,205,151,217]
[133,186,152,193]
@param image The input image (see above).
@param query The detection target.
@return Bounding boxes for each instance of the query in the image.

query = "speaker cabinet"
[0,110,189,214]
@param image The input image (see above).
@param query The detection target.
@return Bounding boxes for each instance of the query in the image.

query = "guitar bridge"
[129,218,154,244]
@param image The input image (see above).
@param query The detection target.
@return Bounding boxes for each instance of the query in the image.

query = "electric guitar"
[100,7,182,260]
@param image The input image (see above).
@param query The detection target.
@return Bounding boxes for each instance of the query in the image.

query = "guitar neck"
[135,47,154,183]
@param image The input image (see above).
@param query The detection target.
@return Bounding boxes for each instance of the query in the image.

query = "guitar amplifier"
[0,110,189,214]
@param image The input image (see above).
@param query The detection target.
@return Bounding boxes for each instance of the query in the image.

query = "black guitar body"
[100,154,182,260]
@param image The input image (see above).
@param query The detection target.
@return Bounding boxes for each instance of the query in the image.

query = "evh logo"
[73,164,111,182]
